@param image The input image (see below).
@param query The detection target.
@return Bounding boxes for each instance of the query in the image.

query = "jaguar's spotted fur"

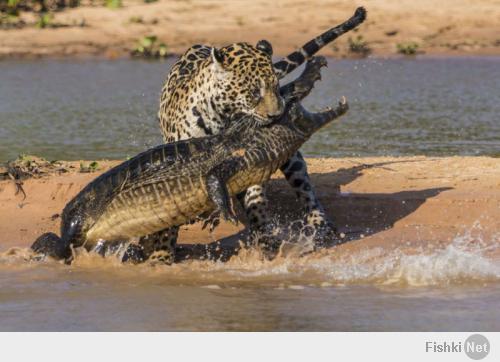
[133,7,367,263]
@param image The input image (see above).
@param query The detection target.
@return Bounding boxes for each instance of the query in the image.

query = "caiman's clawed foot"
[31,232,72,262]
[221,204,239,226]
[281,56,328,102]
[202,206,238,231]
[304,56,328,82]
[205,171,240,227]
[121,244,146,264]
[201,210,221,232]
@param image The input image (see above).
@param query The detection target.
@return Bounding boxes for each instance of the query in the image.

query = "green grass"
[129,15,144,24]
[80,161,100,173]
[131,35,168,59]
[348,35,371,57]
[397,42,420,55]
[105,0,122,9]
[36,13,53,29]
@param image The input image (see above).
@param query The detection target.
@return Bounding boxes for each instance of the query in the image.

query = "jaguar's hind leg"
[122,227,178,265]
[147,226,178,265]
[280,152,339,247]
[237,185,282,256]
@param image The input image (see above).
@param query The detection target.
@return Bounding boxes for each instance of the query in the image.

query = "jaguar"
[129,7,366,263]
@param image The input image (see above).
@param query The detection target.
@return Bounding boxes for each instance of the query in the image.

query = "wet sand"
[1,156,498,262]
[1,156,499,331]
[1,0,499,59]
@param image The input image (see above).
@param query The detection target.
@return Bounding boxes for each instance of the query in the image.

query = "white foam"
[2,224,498,288]
[213,226,500,287]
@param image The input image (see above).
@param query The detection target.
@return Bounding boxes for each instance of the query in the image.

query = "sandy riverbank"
[1,0,499,59]
[1,156,498,262]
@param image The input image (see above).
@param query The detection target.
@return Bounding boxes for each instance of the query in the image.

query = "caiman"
[31,56,349,262]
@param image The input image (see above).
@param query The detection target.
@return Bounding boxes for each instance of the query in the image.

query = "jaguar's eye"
[252,88,261,101]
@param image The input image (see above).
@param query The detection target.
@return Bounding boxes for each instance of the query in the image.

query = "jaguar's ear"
[256,40,273,57]
[211,47,225,70]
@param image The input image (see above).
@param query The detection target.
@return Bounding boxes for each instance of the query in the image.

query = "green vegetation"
[131,35,168,59]
[348,35,371,57]
[1,0,81,29]
[36,12,52,28]
[0,0,81,14]
[80,161,100,173]
[129,15,143,24]
[0,154,71,182]
[35,11,69,28]
[105,0,121,9]
[16,153,33,167]
[0,12,25,28]
[143,0,158,3]
[396,41,420,55]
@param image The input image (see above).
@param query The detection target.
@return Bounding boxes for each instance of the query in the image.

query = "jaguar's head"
[210,40,284,124]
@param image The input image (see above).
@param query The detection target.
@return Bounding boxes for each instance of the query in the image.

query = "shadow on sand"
[175,160,452,262]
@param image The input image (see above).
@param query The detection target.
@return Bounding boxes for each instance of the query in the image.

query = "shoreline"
[1,156,499,262]
[2,52,500,63]
[1,0,499,61]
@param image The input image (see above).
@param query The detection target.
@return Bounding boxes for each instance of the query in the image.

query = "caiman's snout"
[293,96,349,136]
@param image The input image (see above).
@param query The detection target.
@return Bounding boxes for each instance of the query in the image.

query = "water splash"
[1,223,498,288]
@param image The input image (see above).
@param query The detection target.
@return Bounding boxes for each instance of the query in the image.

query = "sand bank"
[1,156,498,262]
[1,0,499,59]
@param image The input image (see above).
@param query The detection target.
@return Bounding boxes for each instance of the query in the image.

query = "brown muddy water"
[1,230,499,331]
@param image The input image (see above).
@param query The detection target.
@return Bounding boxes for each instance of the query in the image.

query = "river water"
[0,57,499,331]
[0,57,499,161]
[1,230,499,331]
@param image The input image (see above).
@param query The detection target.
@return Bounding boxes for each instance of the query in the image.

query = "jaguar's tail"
[273,6,367,78]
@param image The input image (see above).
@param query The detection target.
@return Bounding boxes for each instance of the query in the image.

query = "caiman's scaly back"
[31,57,349,263]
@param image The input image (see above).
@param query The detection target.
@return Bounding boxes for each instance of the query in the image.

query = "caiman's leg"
[280,152,338,246]
[204,158,241,225]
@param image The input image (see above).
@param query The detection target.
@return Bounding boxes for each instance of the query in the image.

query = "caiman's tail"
[31,232,73,262]
[273,6,367,78]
